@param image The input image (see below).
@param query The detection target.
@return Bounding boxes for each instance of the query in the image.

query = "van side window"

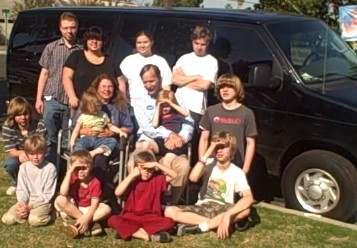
[112,15,152,64]
[153,19,204,67]
[76,13,119,49]
[10,14,38,53]
[211,25,274,84]
[34,15,61,56]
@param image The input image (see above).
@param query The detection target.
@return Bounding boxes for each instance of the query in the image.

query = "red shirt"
[123,174,167,216]
[70,176,102,207]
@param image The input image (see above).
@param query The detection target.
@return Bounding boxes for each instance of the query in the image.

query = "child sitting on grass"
[55,150,111,238]
[70,91,127,157]
[2,135,57,226]
[108,151,177,243]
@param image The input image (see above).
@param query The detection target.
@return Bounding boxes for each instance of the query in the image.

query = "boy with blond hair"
[165,131,254,239]
[2,135,57,226]
[55,150,111,238]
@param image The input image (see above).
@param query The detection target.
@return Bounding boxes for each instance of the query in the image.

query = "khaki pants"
[2,203,52,226]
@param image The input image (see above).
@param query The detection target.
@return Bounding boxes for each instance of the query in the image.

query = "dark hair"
[139,64,162,80]
[83,26,107,51]
[134,30,154,44]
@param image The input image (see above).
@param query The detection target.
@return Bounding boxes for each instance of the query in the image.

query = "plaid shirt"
[39,38,81,104]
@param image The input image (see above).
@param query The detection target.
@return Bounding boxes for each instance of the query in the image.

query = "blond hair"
[215,73,245,103]
[80,91,102,115]
[211,131,237,155]
[5,96,33,128]
[59,12,78,26]
[70,150,93,167]
[24,135,47,154]
[134,151,156,167]
[156,90,179,106]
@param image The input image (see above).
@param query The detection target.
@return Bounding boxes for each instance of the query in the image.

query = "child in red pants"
[108,151,177,242]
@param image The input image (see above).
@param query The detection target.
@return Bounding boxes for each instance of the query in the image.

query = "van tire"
[282,150,357,222]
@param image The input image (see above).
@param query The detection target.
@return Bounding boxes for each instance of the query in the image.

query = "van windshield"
[267,20,357,86]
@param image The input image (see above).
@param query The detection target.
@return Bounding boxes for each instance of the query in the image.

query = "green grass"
[0,143,357,247]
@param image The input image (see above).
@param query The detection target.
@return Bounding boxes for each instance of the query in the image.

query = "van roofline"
[19,6,317,25]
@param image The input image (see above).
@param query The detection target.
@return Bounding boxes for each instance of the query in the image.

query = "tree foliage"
[12,0,56,18]
[258,0,357,20]
[152,0,200,7]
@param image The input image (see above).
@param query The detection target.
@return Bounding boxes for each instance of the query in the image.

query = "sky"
[136,0,259,9]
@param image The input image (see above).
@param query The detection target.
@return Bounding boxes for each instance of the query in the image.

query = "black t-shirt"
[64,50,122,98]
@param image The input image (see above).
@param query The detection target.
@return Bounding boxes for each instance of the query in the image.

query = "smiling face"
[86,38,103,52]
[136,34,153,57]
[97,78,114,103]
[142,68,160,96]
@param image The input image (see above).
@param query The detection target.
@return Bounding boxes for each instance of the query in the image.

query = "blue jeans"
[43,98,69,162]
[73,136,117,155]
[3,157,20,186]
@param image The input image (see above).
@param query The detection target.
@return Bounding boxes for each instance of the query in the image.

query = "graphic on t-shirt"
[213,116,242,124]
[205,178,227,202]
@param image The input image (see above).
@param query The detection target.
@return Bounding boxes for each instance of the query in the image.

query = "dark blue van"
[5,7,357,222]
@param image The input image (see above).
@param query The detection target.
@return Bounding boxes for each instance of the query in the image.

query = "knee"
[1,212,17,225]
[3,158,20,173]
[55,195,67,210]
[28,214,51,227]
[164,206,180,221]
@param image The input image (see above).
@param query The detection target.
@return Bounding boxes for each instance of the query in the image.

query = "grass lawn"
[0,143,357,247]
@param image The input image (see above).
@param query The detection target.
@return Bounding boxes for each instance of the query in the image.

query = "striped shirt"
[39,38,81,104]
[2,119,47,152]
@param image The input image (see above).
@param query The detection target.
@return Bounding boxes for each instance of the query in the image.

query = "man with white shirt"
[129,64,194,204]
[172,26,218,163]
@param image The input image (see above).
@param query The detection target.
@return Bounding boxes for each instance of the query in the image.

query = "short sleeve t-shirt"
[70,176,102,207]
[200,162,250,204]
[77,111,110,133]
[65,50,122,99]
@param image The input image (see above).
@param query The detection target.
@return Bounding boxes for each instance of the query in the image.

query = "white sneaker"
[6,186,16,196]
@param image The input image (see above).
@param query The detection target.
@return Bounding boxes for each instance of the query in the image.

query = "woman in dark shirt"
[62,26,123,109]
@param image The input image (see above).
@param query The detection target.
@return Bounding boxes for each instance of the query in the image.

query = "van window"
[267,20,357,85]
[111,15,152,64]
[210,23,274,83]
[76,13,118,49]
[34,14,61,55]
[10,14,38,53]
[154,18,205,67]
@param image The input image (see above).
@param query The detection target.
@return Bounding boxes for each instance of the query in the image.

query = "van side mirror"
[248,63,281,89]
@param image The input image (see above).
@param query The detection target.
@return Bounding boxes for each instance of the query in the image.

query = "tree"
[152,0,199,7]
[12,0,56,18]
[260,0,357,19]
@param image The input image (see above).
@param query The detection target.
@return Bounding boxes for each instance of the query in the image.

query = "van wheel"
[282,150,357,222]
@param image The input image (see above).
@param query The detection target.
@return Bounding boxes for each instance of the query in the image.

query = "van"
[5,7,357,222]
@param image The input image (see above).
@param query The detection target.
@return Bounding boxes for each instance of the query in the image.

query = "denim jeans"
[43,98,69,162]
[3,157,20,186]
[73,136,118,155]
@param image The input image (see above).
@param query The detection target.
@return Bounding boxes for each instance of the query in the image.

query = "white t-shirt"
[197,162,250,205]
[120,53,172,103]
[174,52,218,115]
